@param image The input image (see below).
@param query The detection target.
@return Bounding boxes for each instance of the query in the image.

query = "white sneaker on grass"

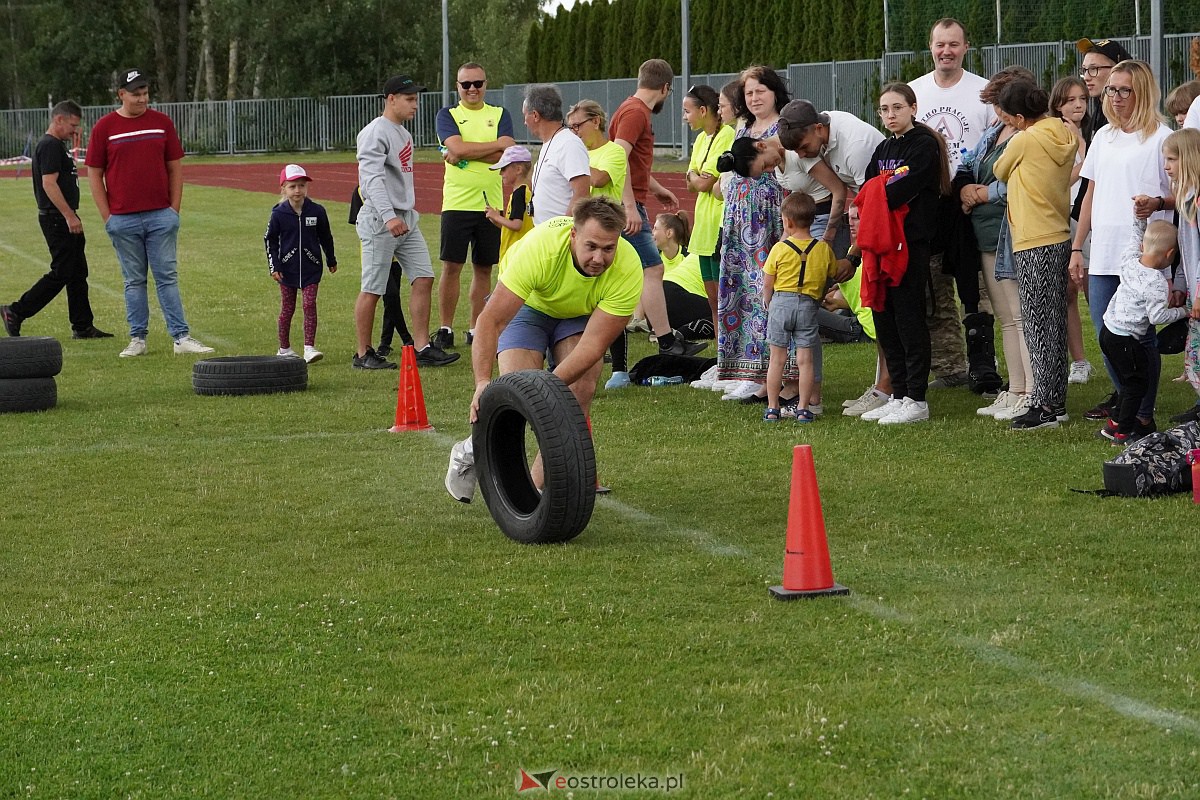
[977,390,1011,417]
[860,396,900,421]
[711,379,738,393]
[721,380,763,401]
[843,388,888,417]
[445,438,476,503]
[277,347,300,358]
[173,335,214,355]
[303,346,323,364]
[994,393,1031,421]
[691,364,719,389]
[1068,360,1093,384]
[878,397,929,425]
[119,337,146,358]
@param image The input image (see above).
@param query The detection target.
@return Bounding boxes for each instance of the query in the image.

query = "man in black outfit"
[1,100,111,339]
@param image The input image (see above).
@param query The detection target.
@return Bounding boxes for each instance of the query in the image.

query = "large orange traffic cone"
[389,345,433,432]
[769,445,849,600]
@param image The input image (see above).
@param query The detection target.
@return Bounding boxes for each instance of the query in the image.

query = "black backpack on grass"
[1102,421,1200,497]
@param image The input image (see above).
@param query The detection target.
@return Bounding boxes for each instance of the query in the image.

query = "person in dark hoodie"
[852,82,950,425]
[264,164,337,363]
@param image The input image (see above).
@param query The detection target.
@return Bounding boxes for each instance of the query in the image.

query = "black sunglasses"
[459,80,486,90]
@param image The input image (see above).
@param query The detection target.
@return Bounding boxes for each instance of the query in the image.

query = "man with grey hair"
[2,100,111,339]
[522,84,590,224]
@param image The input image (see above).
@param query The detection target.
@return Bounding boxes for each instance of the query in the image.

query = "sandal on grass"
[763,407,782,422]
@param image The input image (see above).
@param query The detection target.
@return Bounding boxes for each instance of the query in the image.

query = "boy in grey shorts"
[762,192,835,422]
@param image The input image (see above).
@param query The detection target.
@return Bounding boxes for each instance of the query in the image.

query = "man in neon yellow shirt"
[445,197,643,502]
[433,62,516,350]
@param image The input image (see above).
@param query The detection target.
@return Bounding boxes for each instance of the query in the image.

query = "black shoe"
[72,326,114,339]
[375,344,393,359]
[1084,391,1118,421]
[929,370,970,389]
[1134,417,1157,437]
[466,330,474,345]
[1169,404,1200,424]
[430,327,455,349]
[1010,405,1061,430]
[1096,418,1119,441]
[416,343,460,367]
[1,305,21,336]
[352,347,398,370]
[739,391,769,405]
[660,332,707,358]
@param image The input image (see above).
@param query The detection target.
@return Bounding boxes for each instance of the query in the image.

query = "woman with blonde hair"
[1163,128,1200,423]
[1069,60,1173,425]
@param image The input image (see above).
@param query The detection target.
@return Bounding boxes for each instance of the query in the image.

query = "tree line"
[526,0,1194,82]
[1,0,539,109]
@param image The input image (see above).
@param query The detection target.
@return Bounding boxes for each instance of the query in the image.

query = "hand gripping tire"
[473,370,596,544]
[0,337,63,378]
[0,377,56,413]
[192,356,308,396]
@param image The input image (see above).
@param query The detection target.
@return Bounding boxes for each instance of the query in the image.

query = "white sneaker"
[445,438,476,503]
[303,346,323,364]
[721,380,763,401]
[173,335,214,355]
[1068,360,1093,384]
[625,316,651,334]
[860,396,901,421]
[977,390,1012,417]
[711,379,738,393]
[994,392,1031,421]
[691,364,719,389]
[277,347,299,358]
[878,397,929,425]
[843,388,889,417]
[842,386,874,408]
[807,403,824,416]
[119,337,146,358]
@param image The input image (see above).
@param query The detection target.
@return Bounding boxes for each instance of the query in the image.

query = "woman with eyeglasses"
[1069,60,1174,429]
[711,65,790,402]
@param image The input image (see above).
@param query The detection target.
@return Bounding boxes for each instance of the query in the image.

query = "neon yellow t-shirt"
[499,216,643,318]
[442,103,505,211]
[688,124,735,257]
[837,270,876,339]
[763,236,834,300]
[587,140,627,205]
[663,251,705,298]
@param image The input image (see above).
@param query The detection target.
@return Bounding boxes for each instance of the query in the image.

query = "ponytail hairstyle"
[656,210,692,249]
[1164,128,1200,224]
[880,81,952,198]
[716,136,759,178]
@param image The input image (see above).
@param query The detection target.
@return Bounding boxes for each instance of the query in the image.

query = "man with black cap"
[353,74,458,370]
[1,101,111,340]
[1076,37,1133,143]
[86,68,212,358]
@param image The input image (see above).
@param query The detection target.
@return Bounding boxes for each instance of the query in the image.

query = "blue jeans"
[1088,273,1158,418]
[105,208,189,339]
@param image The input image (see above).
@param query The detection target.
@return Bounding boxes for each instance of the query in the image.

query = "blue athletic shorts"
[497,305,589,354]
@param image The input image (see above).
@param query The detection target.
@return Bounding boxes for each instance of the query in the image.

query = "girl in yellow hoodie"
[992,80,1081,430]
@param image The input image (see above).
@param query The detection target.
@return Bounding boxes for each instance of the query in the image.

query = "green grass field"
[1,174,1199,799]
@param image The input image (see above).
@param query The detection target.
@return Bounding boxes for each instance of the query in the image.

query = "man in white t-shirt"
[909,17,999,393]
[523,84,590,225]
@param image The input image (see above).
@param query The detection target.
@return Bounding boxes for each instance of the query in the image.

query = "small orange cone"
[769,444,849,600]
[389,345,433,432]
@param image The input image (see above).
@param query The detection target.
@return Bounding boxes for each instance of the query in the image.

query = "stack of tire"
[192,355,308,396]
[0,337,61,413]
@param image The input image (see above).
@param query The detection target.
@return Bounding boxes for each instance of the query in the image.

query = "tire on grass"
[0,337,63,378]
[0,377,57,413]
[473,369,596,544]
[192,356,308,396]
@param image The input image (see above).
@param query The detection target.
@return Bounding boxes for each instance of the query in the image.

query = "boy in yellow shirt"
[762,192,836,422]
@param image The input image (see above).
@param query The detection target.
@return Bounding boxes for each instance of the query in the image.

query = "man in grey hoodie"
[353,75,458,369]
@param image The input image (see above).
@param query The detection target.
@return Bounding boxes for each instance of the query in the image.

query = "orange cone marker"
[389,345,433,432]
[769,444,849,600]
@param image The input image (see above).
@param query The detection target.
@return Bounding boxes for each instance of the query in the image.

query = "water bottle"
[644,375,684,387]
[438,145,468,169]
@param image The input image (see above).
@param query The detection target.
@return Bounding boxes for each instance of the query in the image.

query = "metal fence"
[0,33,1194,160]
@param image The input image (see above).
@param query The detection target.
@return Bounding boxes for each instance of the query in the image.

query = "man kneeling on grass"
[445,196,642,502]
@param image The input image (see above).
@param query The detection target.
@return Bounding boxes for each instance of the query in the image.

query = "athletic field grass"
[1,171,1198,799]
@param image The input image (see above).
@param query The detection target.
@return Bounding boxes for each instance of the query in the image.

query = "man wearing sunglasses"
[433,63,516,351]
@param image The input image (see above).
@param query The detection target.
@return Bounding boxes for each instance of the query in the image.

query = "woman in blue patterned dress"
[714,65,790,400]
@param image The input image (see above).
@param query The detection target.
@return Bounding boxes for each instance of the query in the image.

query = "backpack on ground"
[1102,421,1200,497]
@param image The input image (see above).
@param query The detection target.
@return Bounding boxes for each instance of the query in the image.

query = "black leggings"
[871,240,932,402]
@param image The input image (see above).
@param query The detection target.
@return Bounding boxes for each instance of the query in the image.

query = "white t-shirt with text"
[909,70,992,173]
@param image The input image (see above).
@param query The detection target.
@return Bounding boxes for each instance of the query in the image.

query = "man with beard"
[608,58,703,363]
